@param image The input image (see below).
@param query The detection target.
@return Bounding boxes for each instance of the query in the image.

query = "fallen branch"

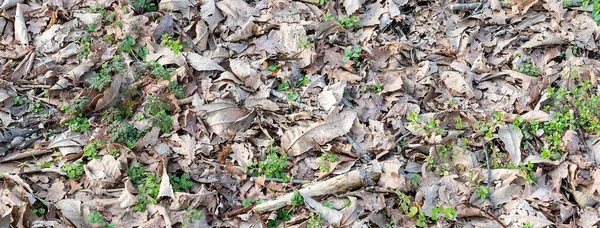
[252,161,382,213]
[451,0,581,11]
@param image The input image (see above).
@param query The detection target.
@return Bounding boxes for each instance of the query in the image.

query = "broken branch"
[252,161,382,213]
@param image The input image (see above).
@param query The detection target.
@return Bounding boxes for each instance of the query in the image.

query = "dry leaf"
[186,53,225,71]
[14,4,29,45]
[281,111,356,156]
[497,124,523,165]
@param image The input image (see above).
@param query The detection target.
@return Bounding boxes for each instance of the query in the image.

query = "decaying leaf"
[497,124,523,165]
[282,111,356,156]
[47,131,84,156]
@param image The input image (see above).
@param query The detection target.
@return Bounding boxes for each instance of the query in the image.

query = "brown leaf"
[281,111,356,156]
[93,75,123,111]
[497,124,523,165]
[199,102,256,135]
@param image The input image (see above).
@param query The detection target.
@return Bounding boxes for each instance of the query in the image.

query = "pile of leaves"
[0,0,600,226]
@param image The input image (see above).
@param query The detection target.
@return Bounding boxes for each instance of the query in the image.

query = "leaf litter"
[0,0,600,227]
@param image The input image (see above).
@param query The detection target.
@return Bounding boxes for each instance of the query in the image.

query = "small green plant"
[319,152,339,172]
[286,91,299,101]
[522,223,532,228]
[61,161,84,179]
[277,82,290,91]
[133,0,158,12]
[361,84,383,94]
[38,161,52,168]
[149,61,174,80]
[396,192,455,227]
[298,37,314,49]
[291,192,304,206]
[297,76,312,87]
[31,207,46,216]
[242,198,253,207]
[475,186,489,199]
[322,13,362,29]
[109,149,120,157]
[268,64,280,71]
[170,173,193,191]
[28,100,48,114]
[13,96,29,105]
[161,34,183,54]
[77,34,93,60]
[83,139,106,160]
[169,82,185,99]
[128,162,161,211]
[90,56,125,90]
[323,201,334,208]
[337,15,362,29]
[118,36,136,56]
[515,59,540,76]
[182,207,203,224]
[88,211,115,228]
[108,121,142,148]
[306,212,323,228]
[145,95,173,133]
[455,116,466,129]
[245,142,289,180]
[61,97,91,132]
[317,0,327,5]
[87,23,96,32]
[411,174,420,187]
[343,199,351,208]
[342,46,362,65]
[268,209,292,228]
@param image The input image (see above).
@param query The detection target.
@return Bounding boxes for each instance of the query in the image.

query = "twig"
[469,204,507,228]
[173,20,203,55]
[472,0,487,15]
[225,205,254,217]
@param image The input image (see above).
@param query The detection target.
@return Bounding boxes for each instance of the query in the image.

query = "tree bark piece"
[253,161,382,213]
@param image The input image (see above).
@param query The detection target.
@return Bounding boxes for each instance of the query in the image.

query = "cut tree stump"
[252,161,383,213]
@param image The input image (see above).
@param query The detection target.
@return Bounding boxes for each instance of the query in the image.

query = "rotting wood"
[252,161,382,213]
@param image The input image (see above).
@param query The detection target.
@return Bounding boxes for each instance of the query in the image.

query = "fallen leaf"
[497,124,523,165]
[158,165,174,198]
[14,4,29,45]
[281,111,356,156]
[200,0,223,31]
[186,53,225,71]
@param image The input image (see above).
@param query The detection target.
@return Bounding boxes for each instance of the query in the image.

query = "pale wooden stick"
[252,161,382,213]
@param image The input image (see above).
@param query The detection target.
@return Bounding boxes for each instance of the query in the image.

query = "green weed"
[245,142,289,180]
[291,192,304,206]
[515,59,540,76]
[149,61,174,80]
[108,121,142,148]
[169,173,193,191]
[297,76,312,87]
[161,34,183,54]
[319,152,339,172]
[88,211,115,228]
[306,212,323,228]
[61,161,84,179]
[182,207,203,223]
[61,97,90,132]
[128,162,160,211]
[83,139,106,160]
[475,186,489,199]
[342,46,362,65]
